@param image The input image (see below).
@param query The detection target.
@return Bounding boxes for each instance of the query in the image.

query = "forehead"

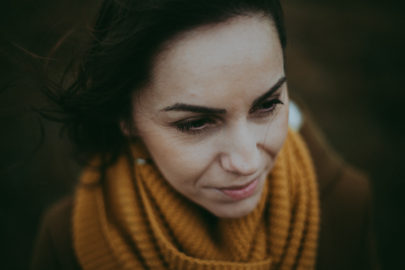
[139,15,284,108]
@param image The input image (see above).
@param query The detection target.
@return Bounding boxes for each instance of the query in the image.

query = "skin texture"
[128,15,289,218]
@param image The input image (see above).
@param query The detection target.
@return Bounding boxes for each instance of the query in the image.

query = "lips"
[218,178,259,200]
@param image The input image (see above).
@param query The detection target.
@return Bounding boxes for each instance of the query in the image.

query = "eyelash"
[175,118,217,134]
[174,98,284,134]
[250,97,284,115]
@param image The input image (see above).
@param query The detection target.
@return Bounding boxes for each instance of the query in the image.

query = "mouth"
[217,177,259,201]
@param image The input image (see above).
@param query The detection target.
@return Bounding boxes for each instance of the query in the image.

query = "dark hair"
[45,0,286,164]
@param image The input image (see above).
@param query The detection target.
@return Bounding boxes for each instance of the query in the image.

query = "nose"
[219,123,261,176]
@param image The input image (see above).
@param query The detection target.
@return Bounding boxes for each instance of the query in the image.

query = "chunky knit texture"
[73,130,320,270]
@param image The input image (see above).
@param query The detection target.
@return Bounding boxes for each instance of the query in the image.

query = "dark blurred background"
[0,0,404,269]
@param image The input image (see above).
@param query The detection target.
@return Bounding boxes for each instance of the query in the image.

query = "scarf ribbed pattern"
[73,130,320,270]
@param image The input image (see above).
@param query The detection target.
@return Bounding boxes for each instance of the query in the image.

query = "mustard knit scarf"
[73,130,320,270]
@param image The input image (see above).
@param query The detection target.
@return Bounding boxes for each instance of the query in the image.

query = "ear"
[120,120,131,137]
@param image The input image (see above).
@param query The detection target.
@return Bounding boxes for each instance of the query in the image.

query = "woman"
[31,0,378,269]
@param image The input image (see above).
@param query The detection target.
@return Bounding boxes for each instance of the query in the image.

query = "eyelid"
[249,93,283,113]
[172,115,220,125]
[172,115,221,134]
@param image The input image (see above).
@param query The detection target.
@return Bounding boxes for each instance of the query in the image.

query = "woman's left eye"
[250,98,284,115]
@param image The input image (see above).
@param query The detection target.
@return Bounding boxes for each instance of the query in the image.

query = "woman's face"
[130,15,289,218]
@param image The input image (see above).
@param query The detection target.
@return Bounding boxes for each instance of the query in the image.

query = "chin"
[208,196,261,219]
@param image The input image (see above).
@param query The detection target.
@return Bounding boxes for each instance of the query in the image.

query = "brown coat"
[31,116,379,270]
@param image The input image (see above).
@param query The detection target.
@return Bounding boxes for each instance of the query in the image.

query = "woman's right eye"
[174,117,216,134]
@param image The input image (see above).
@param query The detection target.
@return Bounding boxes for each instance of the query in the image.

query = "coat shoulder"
[298,114,378,270]
[31,197,80,270]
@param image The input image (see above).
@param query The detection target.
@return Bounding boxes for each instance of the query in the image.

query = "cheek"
[260,104,289,154]
[141,131,215,186]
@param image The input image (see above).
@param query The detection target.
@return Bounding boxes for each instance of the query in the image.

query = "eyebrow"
[162,103,227,114]
[250,76,287,109]
[161,76,287,114]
